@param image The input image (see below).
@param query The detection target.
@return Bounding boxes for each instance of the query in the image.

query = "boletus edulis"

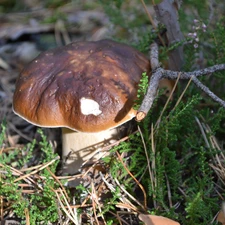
[13,39,151,180]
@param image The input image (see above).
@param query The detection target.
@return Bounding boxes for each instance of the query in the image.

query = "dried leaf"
[217,210,225,224]
[139,214,180,225]
[159,79,176,97]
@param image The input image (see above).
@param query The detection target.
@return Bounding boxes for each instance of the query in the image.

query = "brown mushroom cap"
[13,39,150,132]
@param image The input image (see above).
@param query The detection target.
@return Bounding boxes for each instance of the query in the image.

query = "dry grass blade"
[140,0,165,46]
[138,125,156,208]
[195,117,210,148]
[90,181,103,225]
[114,178,143,212]
[116,151,147,210]
[46,166,70,201]
[0,195,3,222]
[172,76,193,110]
[99,172,139,211]
[165,173,173,208]
[195,116,225,186]
[14,156,60,182]
[155,72,181,128]
[55,19,71,46]
[25,208,30,225]
[150,123,157,208]
[108,211,126,225]
[0,163,39,188]
[54,188,80,225]
[116,203,139,212]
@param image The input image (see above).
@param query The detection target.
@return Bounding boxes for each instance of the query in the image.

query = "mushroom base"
[61,127,119,176]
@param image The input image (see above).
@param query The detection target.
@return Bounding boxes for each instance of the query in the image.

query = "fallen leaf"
[217,210,225,224]
[217,202,225,225]
[159,79,176,97]
[139,214,180,225]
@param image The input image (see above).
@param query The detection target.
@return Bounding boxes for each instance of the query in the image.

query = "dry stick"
[163,64,225,79]
[192,76,225,107]
[149,42,159,69]
[136,69,163,122]
[136,42,162,121]
[136,43,225,121]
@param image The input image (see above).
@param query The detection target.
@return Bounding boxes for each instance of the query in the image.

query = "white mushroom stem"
[61,127,119,175]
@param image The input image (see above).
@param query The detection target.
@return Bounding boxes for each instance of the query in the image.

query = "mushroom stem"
[62,127,119,174]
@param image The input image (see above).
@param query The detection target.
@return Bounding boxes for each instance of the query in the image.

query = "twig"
[150,42,159,69]
[136,41,225,121]
[163,64,225,79]
[192,76,225,107]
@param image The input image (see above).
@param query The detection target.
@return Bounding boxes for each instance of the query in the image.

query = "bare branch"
[163,64,225,80]
[150,42,159,69]
[136,43,225,122]
[192,76,225,107]
[136,42,161,122]
[136,69,163,121]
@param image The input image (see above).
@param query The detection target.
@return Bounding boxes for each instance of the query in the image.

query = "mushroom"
[13,39,151,175]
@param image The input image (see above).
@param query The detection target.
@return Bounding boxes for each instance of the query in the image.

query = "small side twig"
[192,76,225,107]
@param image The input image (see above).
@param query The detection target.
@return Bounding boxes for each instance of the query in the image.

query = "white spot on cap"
[80,97,102,116]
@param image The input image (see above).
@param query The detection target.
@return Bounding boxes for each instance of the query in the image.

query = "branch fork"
[136,42,225,122]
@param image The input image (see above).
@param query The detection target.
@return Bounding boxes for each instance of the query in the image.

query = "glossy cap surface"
[13,39,150,132]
